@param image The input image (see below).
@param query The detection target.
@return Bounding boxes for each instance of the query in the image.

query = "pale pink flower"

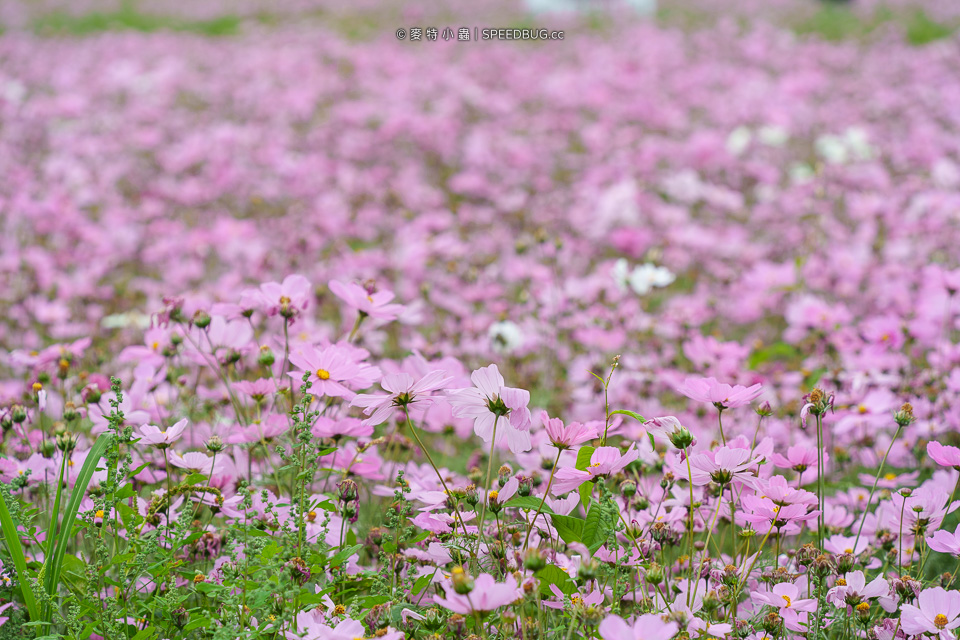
[434,573,523,614]
[598,614,678,640]
[688,446,764,487]
[900,587,960,639]
[551,445,639,494]
[676,376,763,409]
[139,419,189,449]
[242,274,311,318]
[927,523,960,556]
[329,279,404,321]
[288,344,380,399]
[928,441,960,470]
[446,364,532,453]
[351,370,453,426]
[168,451,224,476]
[541,411,598,450]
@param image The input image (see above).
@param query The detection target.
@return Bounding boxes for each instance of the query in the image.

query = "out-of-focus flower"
[541,411,598,450]
[351,371,453,426]
[329,280,404,321]
[139,419,189,449]
[676,377,762,409]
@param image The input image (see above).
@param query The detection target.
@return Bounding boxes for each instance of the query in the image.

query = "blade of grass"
[42,433,112,621]
[0,490,40,620]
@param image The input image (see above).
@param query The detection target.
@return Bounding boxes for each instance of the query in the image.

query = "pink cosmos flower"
[541,411,598,450]
[676,376,763,409]
[242,274,311,319]
[900,587,960,639]
[598,613,679,640]
[233,379,277,402]
[446,364,532,453]
[688,446,764,487]
[168,451,224,476]
[770,445,821,475]
[752,582,818,613]
[824,535,870,556]
[328,279,404,321]
[826,571,888,608]
[927,523,960,556]
[288,344,380,399]
[311,417,373,440]
[138,419,189,449]
[551,445,640,495]
[351,370,453,426]
[434,573,523,614]
[928,441,960,470]
[646,416,696,448]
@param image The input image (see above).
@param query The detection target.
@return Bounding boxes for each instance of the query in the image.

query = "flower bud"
[192,310,212,329]
[451,567,474,595]
[11,405,26,424]
[337,479,359,503]
[620,479,637,497]
[56,432,78,453]
[894,403,915,428]
[205,436,225,453]
[645,563,664,585]
[172,606,189,629]
[257,346,275,367]
[668,426,695,449]
[523,548,546,572]
[755,401,773,417]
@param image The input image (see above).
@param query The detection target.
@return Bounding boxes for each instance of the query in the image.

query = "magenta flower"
[288,344,380,399]
[551,445,639,495]
[676,376,763,409]
[928,441,960,470]
[311,417,373,440]
[138,419,189,450]
[598,613,679,640]
[446,364,532,453]
[351,370,453,426]
[927,523,960,556]
[329,279,404,321]
[900,587,960,638]
[168,451,223,476]
[434,573,523,614]
[541,411,598,450]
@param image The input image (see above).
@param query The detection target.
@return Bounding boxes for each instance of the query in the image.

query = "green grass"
[794,5,958,45]
[32,8,241,36]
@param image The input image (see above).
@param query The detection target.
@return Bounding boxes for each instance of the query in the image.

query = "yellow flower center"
[856,603,870,613]
[279,296,291,305]
[836,578,847,586]
[316,369,330,380]
[782,595,792,607]
[152,341,159,350]
[935,614,949,629]
[858,404,868,414]
[844,548,853,554]
[488,490,499,501]
[884,473,896,481]
[68,460,74,467]
[334,604,346,615]
[95,510,104,518]
[366,295,374,302]
[32,382,42,392]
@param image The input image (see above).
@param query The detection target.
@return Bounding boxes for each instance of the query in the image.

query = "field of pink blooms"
[2,1,960,639]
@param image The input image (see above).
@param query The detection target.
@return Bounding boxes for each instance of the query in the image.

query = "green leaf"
[582,503,612,552]
[184,473,207,485]
[194,581,223,594]
[131,627,159,640]
[550,514,583,545]
[183,616,212,632]
[503,497,553,513]
[609,409,646,423]
[0,492,39,620]
[535,564,575,597]
[575,446,595,471]
[747,341,800,369]
[329,544,362,567]
[578,482,593,511]
[411,574,432,595]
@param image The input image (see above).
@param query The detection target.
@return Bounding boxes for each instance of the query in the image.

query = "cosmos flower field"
[2,1,960,638]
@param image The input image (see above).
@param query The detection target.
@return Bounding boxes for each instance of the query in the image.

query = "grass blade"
[42,433,112,619]
[0,489,40,620]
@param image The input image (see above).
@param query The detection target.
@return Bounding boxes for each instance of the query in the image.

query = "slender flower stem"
[403,407,470,538]
[716,407,726,445]
[523,448,562,550]
[476,415,501,553]
[685,448,696,607]
[853,424,903,549]
[816,412,825,550]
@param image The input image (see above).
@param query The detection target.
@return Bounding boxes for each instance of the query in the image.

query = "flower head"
[447,365,532,453]
[677,376,763,410]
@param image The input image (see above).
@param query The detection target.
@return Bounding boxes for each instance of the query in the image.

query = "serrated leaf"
[536,564,576,597]
[550,514,583,545]
[575,446,595,471]
[503,496,553,513]
[610,409,646,423]
[578,482,593,512]
[183,473,207,485]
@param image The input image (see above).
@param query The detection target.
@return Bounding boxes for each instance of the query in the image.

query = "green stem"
[476,415,501,556]
[853,425,903,549]
[522,449,562,550]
